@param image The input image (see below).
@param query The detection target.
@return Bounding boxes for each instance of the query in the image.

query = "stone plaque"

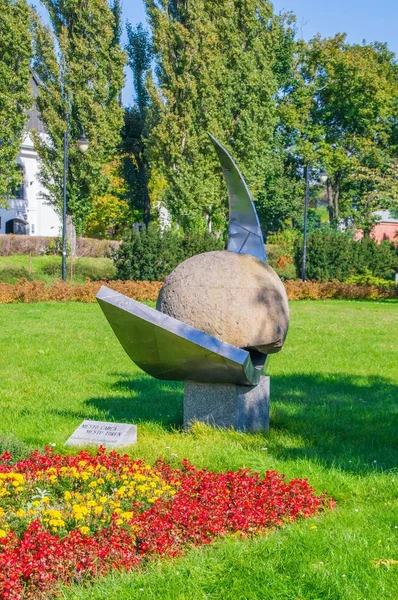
[65,420,137,448]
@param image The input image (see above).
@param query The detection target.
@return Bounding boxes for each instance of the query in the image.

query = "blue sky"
[33,0,398,105]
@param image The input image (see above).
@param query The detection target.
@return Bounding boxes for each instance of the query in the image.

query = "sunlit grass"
[0,300,397,599]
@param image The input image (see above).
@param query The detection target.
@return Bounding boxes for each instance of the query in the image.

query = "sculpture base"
[184,376,270,432]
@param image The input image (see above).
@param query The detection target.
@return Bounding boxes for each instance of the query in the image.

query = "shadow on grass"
[270,372,398,471]
[86,371,397,471]
[86,373,183,429]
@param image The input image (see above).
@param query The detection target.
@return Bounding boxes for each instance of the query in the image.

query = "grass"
[0,300,397,599]
[0,254,116,284]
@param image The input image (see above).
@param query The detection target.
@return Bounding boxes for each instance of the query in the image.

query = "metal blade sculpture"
[97,134,288,386]
[208,133,266,262]
[96,286,265,385]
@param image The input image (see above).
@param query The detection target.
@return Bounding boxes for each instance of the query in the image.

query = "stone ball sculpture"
[96,133,290,387]
[157,250,289,354]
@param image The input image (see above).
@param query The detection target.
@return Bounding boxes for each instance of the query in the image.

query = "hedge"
[0,279,395,304]
[0,235,120,257]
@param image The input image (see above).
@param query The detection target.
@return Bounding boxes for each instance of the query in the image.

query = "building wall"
[0,133,61,237]
[371,222,398,243]
[0,75,61,237]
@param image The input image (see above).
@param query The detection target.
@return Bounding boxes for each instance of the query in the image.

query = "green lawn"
[0,300,397,599]
[0,254,116,283]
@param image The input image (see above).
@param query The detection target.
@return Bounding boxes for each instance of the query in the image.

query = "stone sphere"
[156,250,289,354]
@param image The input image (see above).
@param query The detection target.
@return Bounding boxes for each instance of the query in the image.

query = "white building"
[0,75,61,237]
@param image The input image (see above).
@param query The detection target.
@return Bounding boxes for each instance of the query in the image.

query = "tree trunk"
[139,159,150,228]
[66,212,77,257]
[326,180,334,222]
[326,179,340,223]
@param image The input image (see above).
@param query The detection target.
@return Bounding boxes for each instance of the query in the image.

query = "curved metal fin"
[208,132,266,262]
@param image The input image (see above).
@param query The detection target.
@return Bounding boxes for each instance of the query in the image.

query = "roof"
[374,210,398,224]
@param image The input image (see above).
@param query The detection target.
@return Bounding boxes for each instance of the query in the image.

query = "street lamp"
[62,125,89,281]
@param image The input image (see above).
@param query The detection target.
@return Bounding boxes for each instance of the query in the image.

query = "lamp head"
[77,132,89,153]
[319,170,328,184]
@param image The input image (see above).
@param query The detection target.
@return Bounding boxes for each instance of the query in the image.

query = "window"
[10,165,24,199]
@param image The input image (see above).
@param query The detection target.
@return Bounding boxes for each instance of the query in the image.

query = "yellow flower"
[64,491,72,500]
[16,509,25,518]
[0,529,7,538]
[99,497,107,504]
[79,526,90,535]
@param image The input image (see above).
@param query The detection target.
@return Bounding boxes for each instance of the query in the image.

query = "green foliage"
[123,23,152,226]
[295,230,398,281]
[345,271,397,289]
[280,35,398,227]
[41,257,116,281]
[72,258,116,281]
[0,433,32,462]
[144,0,296,233]
[114,225,224,281]
[31,0,126,235]
[267,228,302,260]
[351,238,398,280]
[0,264,31,283]
[0,0,32,203]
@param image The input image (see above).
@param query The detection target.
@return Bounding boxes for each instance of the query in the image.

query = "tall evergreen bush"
[113,226,224,282]
[295,230,398,281]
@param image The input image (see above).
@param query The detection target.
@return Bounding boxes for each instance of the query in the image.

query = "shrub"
[114,226,224,282]
[345,271,396,289]
[0,279,162,304]
[351,238,397,280]
[0,265,31,284]
[0,235,120,257]
[284,279,397,301]
[0,278,395,304]
[294,230,398,282]
[73,258,117,281]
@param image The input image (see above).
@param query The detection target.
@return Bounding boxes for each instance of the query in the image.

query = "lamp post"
[62,126,89,281]
[301,163,311,281]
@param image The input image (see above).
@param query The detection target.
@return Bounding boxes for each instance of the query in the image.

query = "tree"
[280,35,398,226]
[31,0,126,242]
[0,0,32,204]
[85,158,132,239]
[143,0,296,234]
[123,22,152,226]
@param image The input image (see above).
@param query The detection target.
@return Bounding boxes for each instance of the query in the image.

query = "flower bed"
[0,447,333,599]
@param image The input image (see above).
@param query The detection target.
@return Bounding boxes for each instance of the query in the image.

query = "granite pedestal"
[184,376,269,432]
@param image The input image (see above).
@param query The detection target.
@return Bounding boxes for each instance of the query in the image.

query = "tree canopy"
[31,0,126,236]
[0,0,32,204]
[280,34,398,229]
[143,0,296,234]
